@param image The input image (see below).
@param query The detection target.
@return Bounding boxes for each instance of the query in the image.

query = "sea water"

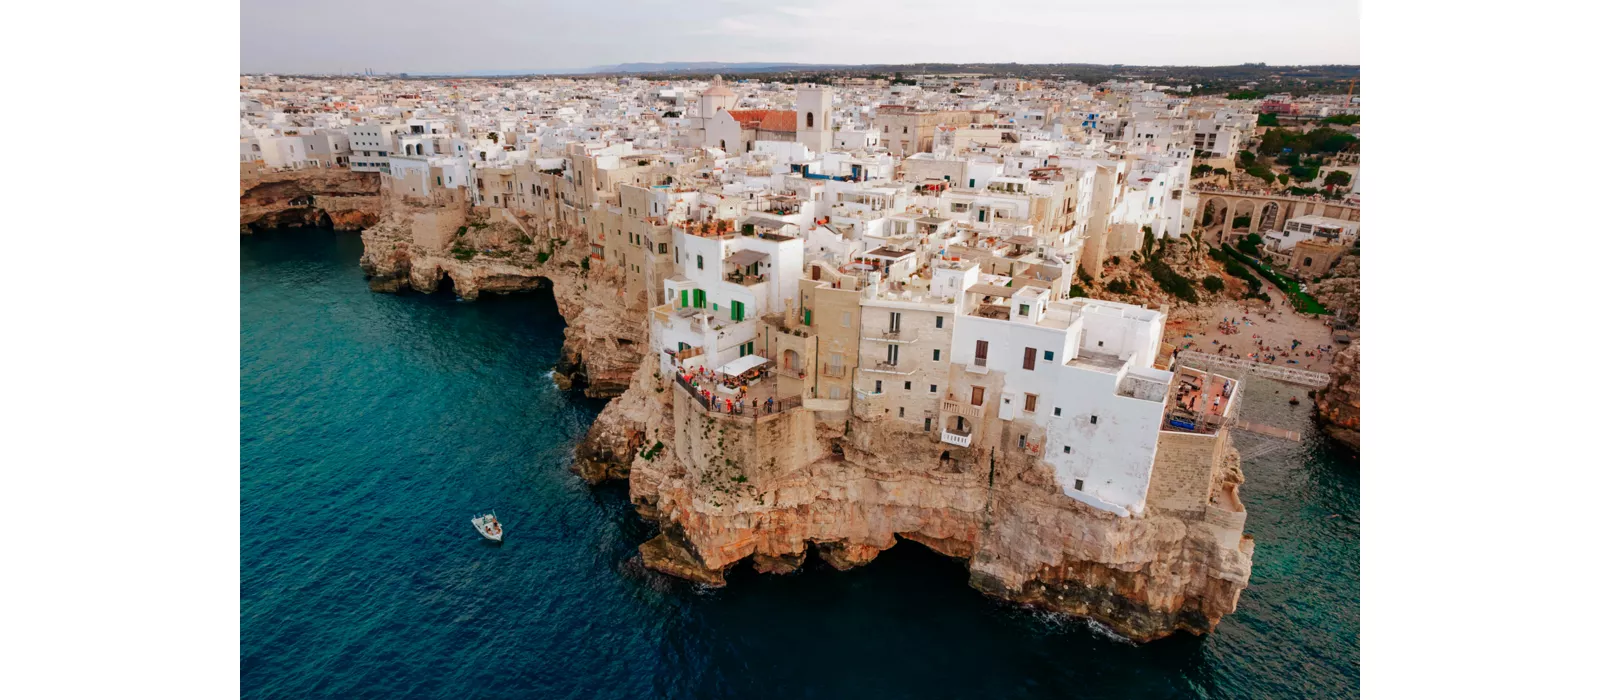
[242,230,1359,699]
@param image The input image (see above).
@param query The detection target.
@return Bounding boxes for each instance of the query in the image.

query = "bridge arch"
[1258,201,1281,232]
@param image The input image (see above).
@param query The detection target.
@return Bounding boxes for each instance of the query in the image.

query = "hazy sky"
[241,0,1359,74]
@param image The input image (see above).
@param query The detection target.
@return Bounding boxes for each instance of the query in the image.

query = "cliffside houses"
[240,72,1348,525]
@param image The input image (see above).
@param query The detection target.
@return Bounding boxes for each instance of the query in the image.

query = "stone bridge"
[1191,186,1359,236]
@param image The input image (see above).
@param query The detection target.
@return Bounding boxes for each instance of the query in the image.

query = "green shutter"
[731,301,744,322]
[803,309,812,326]
[680,290,690,308]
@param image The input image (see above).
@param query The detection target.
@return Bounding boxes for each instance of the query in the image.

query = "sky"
[241,0,1359,75]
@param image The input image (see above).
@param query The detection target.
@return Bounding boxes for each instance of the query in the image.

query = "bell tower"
[796,84,832,153]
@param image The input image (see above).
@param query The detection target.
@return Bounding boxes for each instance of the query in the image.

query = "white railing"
[1177,350,1331,387]
[941,430,973,447]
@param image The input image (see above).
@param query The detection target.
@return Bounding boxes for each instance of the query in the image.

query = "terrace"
[1161,365,1240,436]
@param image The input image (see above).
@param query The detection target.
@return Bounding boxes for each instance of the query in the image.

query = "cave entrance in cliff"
[436,269,456,297]
[316,211,333,229]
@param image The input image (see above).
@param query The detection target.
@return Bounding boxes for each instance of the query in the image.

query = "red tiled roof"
[726,109,797,132]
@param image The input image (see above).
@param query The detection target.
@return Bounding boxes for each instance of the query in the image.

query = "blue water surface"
[242,230,1359,699]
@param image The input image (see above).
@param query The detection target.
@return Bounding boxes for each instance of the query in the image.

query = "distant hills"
[563,61,847,75]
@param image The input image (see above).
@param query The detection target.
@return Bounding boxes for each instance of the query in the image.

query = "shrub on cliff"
[1203,275,1225,293]
[1144,259,1199,303]
[1069,283,1089,298]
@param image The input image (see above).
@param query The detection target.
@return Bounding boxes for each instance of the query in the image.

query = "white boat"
[472,512,503,542]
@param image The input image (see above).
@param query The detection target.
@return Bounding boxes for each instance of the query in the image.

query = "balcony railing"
[941,428,973,447]
[941,398,981,419]
[861,360,918,375]
[861,328,917,343]
[821,364,848,378]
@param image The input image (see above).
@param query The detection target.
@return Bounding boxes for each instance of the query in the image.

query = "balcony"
[725,272,767,286]
[861,328,917,343]
[861,360,918,375]
[821,364,848,378]
[941,397,981,419]
[941,427,973,447]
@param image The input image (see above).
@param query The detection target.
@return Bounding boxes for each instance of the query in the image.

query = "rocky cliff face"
[355,199,648,410]
[1315,340,1360,451]
[608,369,1253,642]
[240,169,382,232]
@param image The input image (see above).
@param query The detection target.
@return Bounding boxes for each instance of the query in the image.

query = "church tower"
[698,75,736,120]
[796,84,832,153]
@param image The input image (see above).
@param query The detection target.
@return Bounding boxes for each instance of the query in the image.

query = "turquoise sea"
[242,230,1359,699]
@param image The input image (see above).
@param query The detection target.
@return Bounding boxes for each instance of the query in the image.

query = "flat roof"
[865,246,915,259]
[1068,350,1127,373]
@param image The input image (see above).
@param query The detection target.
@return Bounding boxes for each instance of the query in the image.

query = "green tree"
[1324,170,1353,187]
[1202,275,1225,293]
[1278,173,1291,185]
[1321,114,1359,126]
[1257,113,1279,127]
[1237,150,1256,167]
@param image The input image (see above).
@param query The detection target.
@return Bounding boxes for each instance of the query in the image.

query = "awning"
[726,249,769,266]
[717,354,769,376]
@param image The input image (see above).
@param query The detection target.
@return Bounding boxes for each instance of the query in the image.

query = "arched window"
[806,112,814,128]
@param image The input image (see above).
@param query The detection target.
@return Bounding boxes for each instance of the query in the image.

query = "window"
[1024,394,1038,412]
[1018,434,1028,449]
[1023,347,1037,371]
[930,385,938,393]
[1090,415,1098,425]
[935,316,944,328]
[1097,341,1104,347]
[888,312,902,333]
[1053,407,1061,417]
[1073,478,1083,490]
[971,386,985,406]
[904,381,912,390]
[697,255,704,270]
[875,380,882,393]
[659,243,667,254]
[887,345,900,365]
[1019,304,1030,316]
[841,311,852,328]
[807,112,814,128]
[898,407,905,418]
[933,349,941,362]
[924,418,932,431]
[974,340,988,366]
[1043,350,1054,362]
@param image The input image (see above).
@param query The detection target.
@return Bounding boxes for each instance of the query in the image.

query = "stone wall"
[1146,429,1224,514]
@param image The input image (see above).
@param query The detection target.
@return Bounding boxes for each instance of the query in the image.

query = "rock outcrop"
[617,369,1254,642]
[240,168,381,232]
[1315,340,1360,451]
[355,199,648,409]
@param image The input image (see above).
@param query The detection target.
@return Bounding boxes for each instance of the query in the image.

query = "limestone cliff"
[611,365,1254,642]
[240,168,381,232]
[1315,340,1360,451]
[355,201,648,408]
